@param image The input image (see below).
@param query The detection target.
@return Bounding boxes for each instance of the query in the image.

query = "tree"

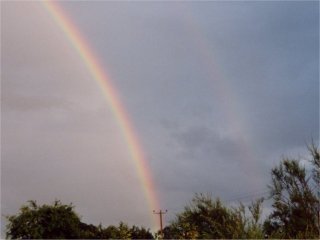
[117,222,132,239]
[246,198,264,238]
[163,193,263,239]
[265,144,320,238]
[130,225,154,239]
[100,222,132,239]
[78,222,100,239]
[6,199,154,239]
[99,222,154,239]
[6,200,81,239]
[162,194,234,239]
[100,225,120,239]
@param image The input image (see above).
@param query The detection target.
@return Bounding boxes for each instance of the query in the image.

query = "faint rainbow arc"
[181,5,264,189]
[42,1,160,228]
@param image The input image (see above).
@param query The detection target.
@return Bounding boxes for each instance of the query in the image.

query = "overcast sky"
[1,0,319,234]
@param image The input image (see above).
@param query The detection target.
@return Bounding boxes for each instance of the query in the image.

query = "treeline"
[5,200,153,239]
[162,194,265,239]
[5,144,320,239]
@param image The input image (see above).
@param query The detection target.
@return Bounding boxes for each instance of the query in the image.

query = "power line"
[226,188,269,199]
[163,189,272,218]
[225,189,270,203]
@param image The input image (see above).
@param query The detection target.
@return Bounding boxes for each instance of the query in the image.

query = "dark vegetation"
[5,144,320,239]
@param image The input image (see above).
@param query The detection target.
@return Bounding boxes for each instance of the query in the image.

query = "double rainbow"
[42,1,160,229]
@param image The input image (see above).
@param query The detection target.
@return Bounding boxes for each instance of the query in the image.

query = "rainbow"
[42,1,160,229]
[182,5,263,189]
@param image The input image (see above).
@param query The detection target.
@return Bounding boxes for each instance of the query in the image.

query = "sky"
[1,0,319,235]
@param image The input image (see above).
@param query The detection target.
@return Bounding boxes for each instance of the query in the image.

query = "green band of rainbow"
[42,0,160,229]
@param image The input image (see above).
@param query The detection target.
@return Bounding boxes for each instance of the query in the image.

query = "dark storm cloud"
[172,126,246,165]
[207,1,319,153]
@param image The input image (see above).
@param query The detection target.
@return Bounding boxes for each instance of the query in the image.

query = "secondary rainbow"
[183,6,263,188]
[42,1,160,228]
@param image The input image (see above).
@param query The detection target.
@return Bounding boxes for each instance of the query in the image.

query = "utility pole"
[153,209,167,238]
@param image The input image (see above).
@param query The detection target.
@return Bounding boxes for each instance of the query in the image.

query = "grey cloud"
[173,126,250,165]
[2,94,67,112]
[149,124,267,199]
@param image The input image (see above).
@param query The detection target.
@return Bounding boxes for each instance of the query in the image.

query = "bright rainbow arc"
[42,1,160,229]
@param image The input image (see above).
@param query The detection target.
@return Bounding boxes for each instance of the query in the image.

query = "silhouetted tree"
[6,201,154,239]
[264,144,319,238]
[99,222,154,239]
[130,225,154,239]
[163,193,264,239]
[6,200,81,239]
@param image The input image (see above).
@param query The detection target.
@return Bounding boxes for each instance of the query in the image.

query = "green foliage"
[116,222,131,239]
[100,225,119,239]
[6,200,154,239]
[98,222,153,239]
[98,222,131,239]
[6,200,81,239]
[78,222,100,239]
[246,198,264,238]
[163,193,264,239]
[130,225,154,239]
[265,144,320,238]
